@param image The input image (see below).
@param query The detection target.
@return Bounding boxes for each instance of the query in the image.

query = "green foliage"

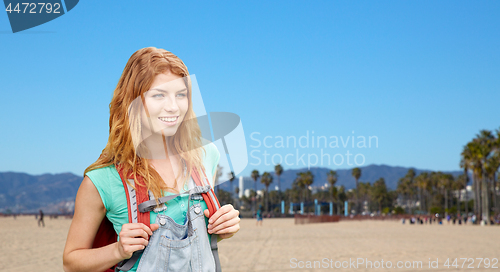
[382,207,390,215]
[430,206,443,215]
[216,189,233,206]
[393,206,405,215]
[446,206,457,214]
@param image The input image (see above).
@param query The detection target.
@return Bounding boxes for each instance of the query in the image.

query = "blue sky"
[1,1,499,179]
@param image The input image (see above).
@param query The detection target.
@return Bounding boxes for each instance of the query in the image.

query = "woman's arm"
[63,176,156,272]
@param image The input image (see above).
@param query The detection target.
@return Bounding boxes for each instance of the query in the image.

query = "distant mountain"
[0,164,462,213]
[0,172,81,213]
[218,164,463,192]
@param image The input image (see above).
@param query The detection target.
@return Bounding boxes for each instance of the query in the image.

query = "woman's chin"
[157,127,179,137]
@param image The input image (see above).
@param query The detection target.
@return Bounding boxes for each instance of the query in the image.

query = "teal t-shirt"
[86,143,220,271]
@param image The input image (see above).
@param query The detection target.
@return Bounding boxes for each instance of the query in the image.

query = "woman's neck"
[142,133,177,160]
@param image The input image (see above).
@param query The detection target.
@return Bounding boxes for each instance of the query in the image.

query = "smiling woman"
[62,47,240,272]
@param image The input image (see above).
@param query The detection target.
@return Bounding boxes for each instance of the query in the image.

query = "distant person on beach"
[38,210,44,227]
[63,47,240,272]
[256,205,263,226]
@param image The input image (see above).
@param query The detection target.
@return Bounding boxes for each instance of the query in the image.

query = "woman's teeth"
[159,116,178,122]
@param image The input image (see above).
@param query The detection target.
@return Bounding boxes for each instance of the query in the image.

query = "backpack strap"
[192,167,221,216]
[115,165,150,272]
[116,166,151,228]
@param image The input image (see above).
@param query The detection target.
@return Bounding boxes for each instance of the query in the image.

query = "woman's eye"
[177,93,187,98]
[153,93,164,98]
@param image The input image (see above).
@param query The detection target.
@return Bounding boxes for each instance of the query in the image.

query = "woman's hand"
[115,223,159,259]
[204,204,240,240]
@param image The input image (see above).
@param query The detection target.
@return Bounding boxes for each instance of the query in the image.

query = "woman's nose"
[163,95,179,112]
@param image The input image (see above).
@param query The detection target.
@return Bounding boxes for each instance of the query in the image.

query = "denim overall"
[116,176,220,272]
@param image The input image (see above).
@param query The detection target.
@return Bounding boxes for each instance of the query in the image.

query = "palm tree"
[475,130,495,224]
[397,169,416,214]
[372,178,388,213]
[303,171,314,201]
[228,171,235,203]
[485,152,499,216]
[338,185,347,215]
[294,171,314,210]
[437,172,453,217]
[455,174,467,217]
[215,165,223,195]
[358,182,372,214]
[460,146,471,217]
[415,172,429,213]
[327,170,338,209]
[425,172,436,215]
[275,164,284,195]
[464,141,483,219]
[251,170,260,212]
[233,186,240,209]
[261,172,273,212]
[406,169,416,213]
[351,167,361,214]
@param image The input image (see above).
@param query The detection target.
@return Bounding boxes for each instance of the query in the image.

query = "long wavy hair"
[84,47,206,201]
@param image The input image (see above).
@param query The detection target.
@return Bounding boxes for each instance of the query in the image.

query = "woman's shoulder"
[84,164,122,211]
[202,141,220,165]
[203,142,220,159]
[85,164,119,181]
[85,164,122,194]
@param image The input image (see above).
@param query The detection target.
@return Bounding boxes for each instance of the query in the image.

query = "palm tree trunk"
[474,175,480,219]
[464,185,469,218]
[492,176,498,216]
[418,188,422,213]
[481,175,489,224]
[355,178,360,214]
[278,175,281,195]
[427,190,432,215]
[444,189,448,217]
[254,181,257,212]
[230,180,233,204]
[264,188,267,212]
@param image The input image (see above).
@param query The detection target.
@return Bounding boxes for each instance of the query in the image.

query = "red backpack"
[91,165,221,272]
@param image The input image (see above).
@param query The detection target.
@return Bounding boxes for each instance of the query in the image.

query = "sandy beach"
[0,216,498,271]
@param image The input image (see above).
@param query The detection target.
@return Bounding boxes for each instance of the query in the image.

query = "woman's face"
[141,70,189,138]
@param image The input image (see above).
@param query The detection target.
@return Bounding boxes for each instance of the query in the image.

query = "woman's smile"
[158,116,179,126]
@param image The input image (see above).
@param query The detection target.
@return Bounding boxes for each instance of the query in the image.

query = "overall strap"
[192,167,222,272]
